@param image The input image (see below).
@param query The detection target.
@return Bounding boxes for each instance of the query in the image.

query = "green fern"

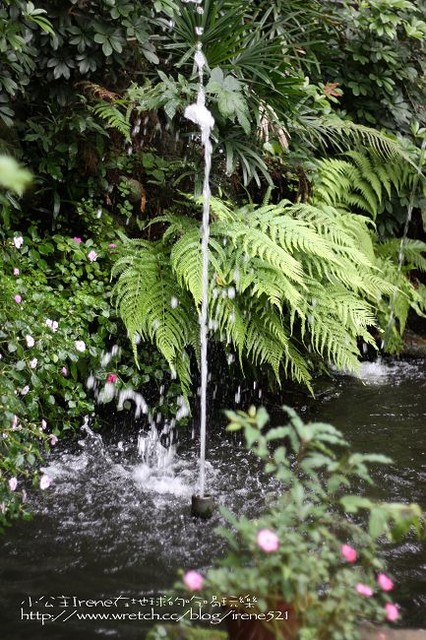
[91,101,131,142]
[113,196,402,393]
[112,240,199,394]
[374,239,426,351]
[312,149,411,218]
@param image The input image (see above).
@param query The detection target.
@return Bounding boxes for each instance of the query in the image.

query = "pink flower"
[39,474,51,490]
[73,237,82,244]
[377,573,394,591]
[13,268,20,276]
[14,294,22,304]
[49,434,58,446]
[9,477,18,491]
[256,528,280,553]
[13,236,23,249]
[108,243,117,249]
[21,385,30,396]
[88,250,98,262]
[341,544,357,563]
[385,603,399,622]
[29,358,38,369]
[61,366,68,376]
[183,570,204,591]
[106,373,118,383]
[356,583,373,597]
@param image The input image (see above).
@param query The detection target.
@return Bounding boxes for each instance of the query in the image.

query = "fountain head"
[191,493,214,519]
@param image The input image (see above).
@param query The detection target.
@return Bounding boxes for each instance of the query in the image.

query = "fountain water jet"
[183,0,215,517]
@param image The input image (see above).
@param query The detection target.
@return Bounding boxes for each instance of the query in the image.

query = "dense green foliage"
[0,204,183,527]
[113,155,426,393]
[1,0,426,527]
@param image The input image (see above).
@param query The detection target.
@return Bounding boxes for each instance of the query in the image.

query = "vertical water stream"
[183,1,215,498]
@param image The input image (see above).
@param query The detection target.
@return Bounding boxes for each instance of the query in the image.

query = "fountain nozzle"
[191,494,214,519]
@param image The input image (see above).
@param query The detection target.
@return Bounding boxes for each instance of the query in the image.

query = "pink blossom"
[14,294,22,304]
[73,237,82,244]
[341,544,357,563]
[256,528,280,553]
[356,583,373,597]
[183,570,204,591]
[39,474,51,490]
[29,358,38,369]
[385,603,399,622]
[13,236,23,249]
[13,268,20,276]
[108,243,117,249]
[49,434,58,446]
[9,477,18,491]
[377,573,394,591]
[88,250,98,262]
[21,385,30,396]
[106,373,118,383]
[61,366,68,376]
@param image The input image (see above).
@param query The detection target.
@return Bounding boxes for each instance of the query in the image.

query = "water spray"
[184,0,215,518]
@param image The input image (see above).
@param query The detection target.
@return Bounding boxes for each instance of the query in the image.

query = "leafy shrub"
[0,221,180,529]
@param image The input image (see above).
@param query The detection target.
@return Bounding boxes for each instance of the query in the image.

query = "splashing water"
[184,9,215,498]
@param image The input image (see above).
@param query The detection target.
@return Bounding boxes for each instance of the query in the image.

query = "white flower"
[45,319,58,332]
[41,419,47,430]
[25,334,35,348]
[13,268,20,276]
[88,250,98,262]
[39,474,51,490]
[13,236,23,249]
[21,385,30,396]
[29,358,38,369]
[12,415,19,430]
[75,340,86,352]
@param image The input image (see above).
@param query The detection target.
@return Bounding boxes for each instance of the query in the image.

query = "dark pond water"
[0,358,425,639]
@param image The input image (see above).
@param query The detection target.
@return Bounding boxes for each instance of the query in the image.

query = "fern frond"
[297,116,414,166]
[91,101,131,142]
[112,240,198,394]
[113,191,414,395]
